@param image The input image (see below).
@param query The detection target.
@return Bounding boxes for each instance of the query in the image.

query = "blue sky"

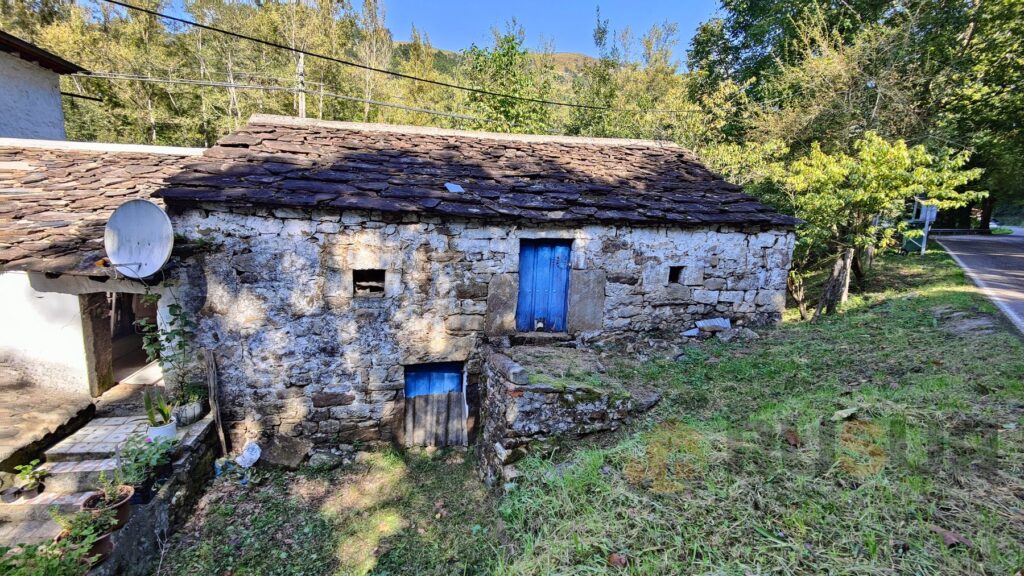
[385,0,721,66]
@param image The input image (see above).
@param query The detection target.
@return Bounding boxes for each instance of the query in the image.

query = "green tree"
[565,8,619,137]
[937,0,1024,226]
[785,132,982,317]
[462,22,552,134]
[355,0,393,122]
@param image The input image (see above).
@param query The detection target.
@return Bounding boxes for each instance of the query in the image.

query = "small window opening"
[353,269,385,296]
[668,266,684,284]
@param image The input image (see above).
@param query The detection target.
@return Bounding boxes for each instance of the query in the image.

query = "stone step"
[0,490,94,523]
[0,519,63,547]
[40,458,117,493]
[45,416,149,462]
[510,332,575,346]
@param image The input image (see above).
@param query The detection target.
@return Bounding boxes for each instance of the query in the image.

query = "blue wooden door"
[516,239,572,332]
[404,362,466,447]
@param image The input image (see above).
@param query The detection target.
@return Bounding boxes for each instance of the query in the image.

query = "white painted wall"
[0,271,89,393]
[0,51,66,140]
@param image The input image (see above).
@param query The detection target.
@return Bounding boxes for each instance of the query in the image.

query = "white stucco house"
[0,30,85,140]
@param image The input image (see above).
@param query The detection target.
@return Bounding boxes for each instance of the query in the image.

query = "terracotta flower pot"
[19,482,44,500]
[128,477,154,505]
[82,485,134,529]
[55,530,115,565]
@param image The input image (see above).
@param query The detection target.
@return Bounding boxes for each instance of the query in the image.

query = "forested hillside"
[1,0,1021,311]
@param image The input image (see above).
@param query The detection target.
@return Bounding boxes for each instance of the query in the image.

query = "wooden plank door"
[516,239,572,332]
[404,362,467,447]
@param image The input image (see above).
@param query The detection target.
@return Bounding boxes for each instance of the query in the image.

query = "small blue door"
[404,362,466,447]
[516,239,572,332]
[404,362,463,398]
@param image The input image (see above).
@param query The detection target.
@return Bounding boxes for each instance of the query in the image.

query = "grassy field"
[159,250,1024,575]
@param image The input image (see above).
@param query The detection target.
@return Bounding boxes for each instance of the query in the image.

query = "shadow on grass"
[158,449,502,576]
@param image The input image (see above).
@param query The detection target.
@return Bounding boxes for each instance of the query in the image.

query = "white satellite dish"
[103,199,174,279]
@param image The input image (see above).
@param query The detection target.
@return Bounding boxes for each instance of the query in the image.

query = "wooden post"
[203,348,228,455]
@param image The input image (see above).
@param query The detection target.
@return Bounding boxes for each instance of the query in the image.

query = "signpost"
[903,198,938,255]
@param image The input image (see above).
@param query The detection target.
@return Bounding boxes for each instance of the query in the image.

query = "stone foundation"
[90,417,218,576]
[478,347,659,484]
[169,204,792,452]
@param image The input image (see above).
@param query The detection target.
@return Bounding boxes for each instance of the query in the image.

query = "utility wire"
[98,0,704,115]
[61,91,103,102]
[72,72,497,124]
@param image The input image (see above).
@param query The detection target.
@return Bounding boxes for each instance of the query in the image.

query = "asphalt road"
[937,227,1024,334]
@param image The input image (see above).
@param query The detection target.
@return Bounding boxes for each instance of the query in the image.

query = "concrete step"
[0,490,94,522]
[45,416,149,462]
[0,519,63,547]
[40,458,117,493]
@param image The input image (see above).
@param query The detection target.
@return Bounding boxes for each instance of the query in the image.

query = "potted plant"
[136,294,202,412]
[13,459,48,499]
[0,531,98,574]
[173,382,208,426]
[81,471,134,529]
[50,507,119,566]
[144,387,177,440]
[116,435,177,503]
[114,457,152,506]
[1,484,21,503]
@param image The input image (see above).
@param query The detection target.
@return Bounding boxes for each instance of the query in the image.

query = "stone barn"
[153,115,798,453]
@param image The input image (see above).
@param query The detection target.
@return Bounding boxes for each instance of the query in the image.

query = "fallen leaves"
[783,428,802,448]
[607,552,628,568]
[434,499,449,519]
[927,524,974,549]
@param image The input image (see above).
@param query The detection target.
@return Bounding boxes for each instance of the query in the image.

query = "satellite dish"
[104,199,174,279]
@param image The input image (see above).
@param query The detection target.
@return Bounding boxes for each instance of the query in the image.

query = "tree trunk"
[296,52,306,118]
[787,272,809,321]
[226,53,240,131]
[813,248,855,320]
[852,250,866,286]
[979,194,995,231]
[363,71,372,122]
[145,94,156,144]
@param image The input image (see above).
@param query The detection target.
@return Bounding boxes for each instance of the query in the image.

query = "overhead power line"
[98,0,704,116]
[61,91,103,102]
[73,72,496,124]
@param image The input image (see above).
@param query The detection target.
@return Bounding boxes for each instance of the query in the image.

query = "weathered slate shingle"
[158,115,799,228]
[0,145,198,274]
[0,116,798,275]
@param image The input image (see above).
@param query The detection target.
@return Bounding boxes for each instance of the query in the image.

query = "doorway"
[403,362,467,447]
[109,292,160,386]
[516,239,572,332]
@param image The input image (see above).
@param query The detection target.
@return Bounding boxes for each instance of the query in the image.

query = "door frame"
[516,238,573,333]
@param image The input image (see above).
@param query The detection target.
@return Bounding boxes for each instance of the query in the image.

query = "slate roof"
[158,115,799,227]
[0,31,86,75]
[0,142,200,274]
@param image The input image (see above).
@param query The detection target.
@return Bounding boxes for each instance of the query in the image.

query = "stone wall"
[478,348,658,484]
[91,418,218,576]
[169,203,794,451]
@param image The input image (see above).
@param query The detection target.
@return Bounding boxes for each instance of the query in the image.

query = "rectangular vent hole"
[668,266,683,284]
[353,269,385,296]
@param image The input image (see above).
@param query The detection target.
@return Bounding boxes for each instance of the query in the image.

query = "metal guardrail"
[928,229,993,236]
